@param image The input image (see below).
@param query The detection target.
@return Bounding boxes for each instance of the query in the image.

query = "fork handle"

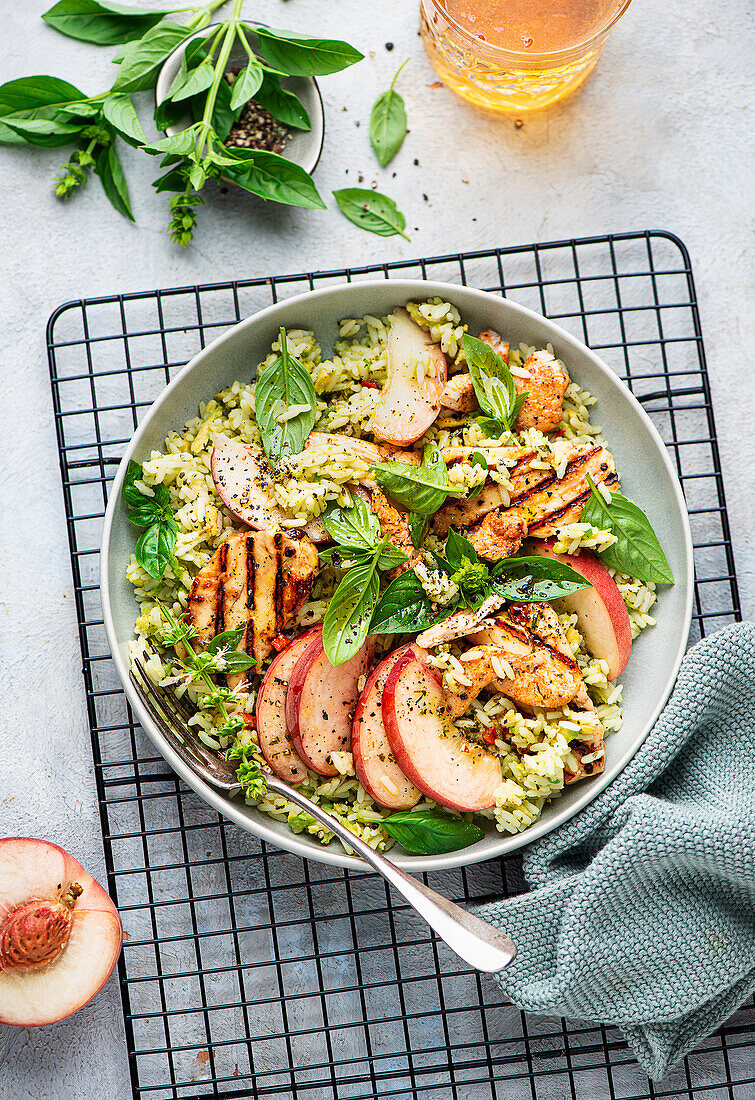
[264,774,516,974]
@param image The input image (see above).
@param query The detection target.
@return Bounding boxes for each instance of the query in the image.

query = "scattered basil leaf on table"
[254,28,365,77]
[42,0,167,47]
[371,443,464,516]
[462,333,528,434]
[254,327,317,464]
[121,461,178,579]
[333,188,410,240]
[581,476,674,584]
[323,556,381,666]
[253,72,311,130]
[381,809,485,855]
[369,59,408,167]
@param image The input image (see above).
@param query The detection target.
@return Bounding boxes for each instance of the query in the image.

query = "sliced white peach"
[0,837,122,1027]
[382,651,502,812]
[531,540,632,680]
[371,308,447,445]
[256,630,320,784]
[210,431,286,530]
[352,645,421,810]
[285,633,375,777]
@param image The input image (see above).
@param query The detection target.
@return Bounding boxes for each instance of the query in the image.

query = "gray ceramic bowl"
[100,281,694,872]
[155,24,325,176]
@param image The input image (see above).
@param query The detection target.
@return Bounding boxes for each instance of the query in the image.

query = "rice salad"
[126,297,663,855]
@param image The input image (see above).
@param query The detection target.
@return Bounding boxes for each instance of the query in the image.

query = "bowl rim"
[100,278,694,872]
[154,22,326,177]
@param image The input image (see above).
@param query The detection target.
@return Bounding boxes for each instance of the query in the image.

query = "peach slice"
[382,651,502,812]
[285,633,375,777]
[532,540,632,680]
[255,630,320,784]
[352,645,422,811]
[371,308,447,445]
[0,837,122,1027]
[210,431,286,530]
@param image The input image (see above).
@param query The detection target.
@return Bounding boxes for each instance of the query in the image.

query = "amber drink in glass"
[420,0,632,112]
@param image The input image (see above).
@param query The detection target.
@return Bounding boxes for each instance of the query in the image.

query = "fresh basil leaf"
[323,558,380,666]
[142,129,196,156]
[477,415,509,439]
[467,451,488,498]
[252,72,310,130]
[463,333,524,432]
[230,60,264,110]
[254,327,317,464]
[318,545,373,571]
[445,528,478,569]
[0,76,85,117]
[333,187,409,240]
[135,519,176,580]
[370,572,456,635]
[490,555,592,601]
[223,150,327,209]
[205,627,246,654]
[254,28,364,77]
[168,56,215,103]
[371,443,463,516]
[369,60,408,167]
[112,21,190,92]
[381,809,484,855]
[323,497,380,551]
[152,161,188,192]
[2,116,84,146]
[101,92,146,147]
[126,502,159,528]
[122,459,145,506]
[96,144,134,219]
[409,512,428,549]
[218,650,255,673]
[376,545,407,571]
[42,1,166,47]
[581,477,674,585]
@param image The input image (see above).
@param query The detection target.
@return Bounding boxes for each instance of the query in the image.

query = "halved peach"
[285,633,374,776]
[382,651,502,812]
[371,308,447,445]
[532,540,632,680]
[0,837,122,1027]
[352,645,421,810]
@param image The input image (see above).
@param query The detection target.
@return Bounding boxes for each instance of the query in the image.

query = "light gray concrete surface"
[0,1,752,1097]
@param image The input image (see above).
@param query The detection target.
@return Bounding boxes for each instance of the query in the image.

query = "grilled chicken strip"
[186,528,318,687]
[440,373,477,413]
[479,330,568,433]
[510,443,618,538]
[444,603,586,717]
[467,508,528,561]
[369,488,421,577]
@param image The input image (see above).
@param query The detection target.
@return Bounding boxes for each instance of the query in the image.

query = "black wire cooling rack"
[47,232,750,1100]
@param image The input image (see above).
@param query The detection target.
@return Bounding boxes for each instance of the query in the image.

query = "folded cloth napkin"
[476,622,755,1080]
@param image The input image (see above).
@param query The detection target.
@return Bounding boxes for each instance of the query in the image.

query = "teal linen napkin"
[476,622,755,1080]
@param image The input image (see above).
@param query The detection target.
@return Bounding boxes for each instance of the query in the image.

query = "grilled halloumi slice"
[444,603,586,717]
[186,528,318,687]
[510,443,618,537]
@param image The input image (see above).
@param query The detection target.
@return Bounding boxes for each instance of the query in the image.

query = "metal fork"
[130,654,516,974]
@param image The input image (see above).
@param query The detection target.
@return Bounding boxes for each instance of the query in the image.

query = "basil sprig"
[369,60,408,167]
[381,809,484,855]
[371,443,465,517]
[371,530,591,635]
[122,460,179,580]
[320,498,407,665]
[254,327,316,465]
[581,476,674,585]
[462,333,528,437]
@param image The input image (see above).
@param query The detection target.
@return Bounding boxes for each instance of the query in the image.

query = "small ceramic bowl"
[155,23,325,176]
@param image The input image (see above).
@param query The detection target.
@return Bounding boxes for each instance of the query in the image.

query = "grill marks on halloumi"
[186,528,318,687]
[510,444,618,536]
